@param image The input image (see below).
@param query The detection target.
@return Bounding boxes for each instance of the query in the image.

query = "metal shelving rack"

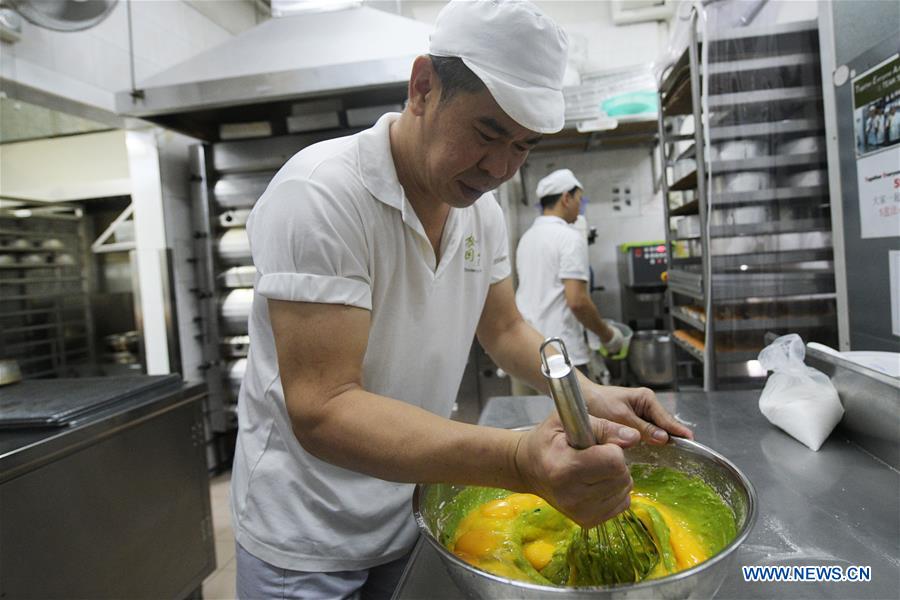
[0,205,96,378]
[188,125,370,437]
[657,12,838,390]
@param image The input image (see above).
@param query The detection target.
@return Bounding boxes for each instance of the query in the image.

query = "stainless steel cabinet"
[0,384,212,599]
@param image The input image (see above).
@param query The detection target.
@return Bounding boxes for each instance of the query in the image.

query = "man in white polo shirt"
[516,169,624,377]
[233,1,691,597]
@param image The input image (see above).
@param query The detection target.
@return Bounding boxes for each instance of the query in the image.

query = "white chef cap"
[429,0,569,134]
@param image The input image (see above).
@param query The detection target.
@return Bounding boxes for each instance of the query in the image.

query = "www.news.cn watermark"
[742,565,872,583]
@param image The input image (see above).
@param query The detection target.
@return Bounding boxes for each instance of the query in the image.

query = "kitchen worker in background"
[886,104,900,144]
[516,169,624,379]
[865,105,883,151]
[874,105,887,147]
[232,2,692,598]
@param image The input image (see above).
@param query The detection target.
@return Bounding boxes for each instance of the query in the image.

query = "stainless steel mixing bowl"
[413,437,757,599]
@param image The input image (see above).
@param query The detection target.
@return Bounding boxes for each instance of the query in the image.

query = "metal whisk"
[539,338,660,586]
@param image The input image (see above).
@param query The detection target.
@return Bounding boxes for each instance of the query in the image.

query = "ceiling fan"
[6,0,117,32]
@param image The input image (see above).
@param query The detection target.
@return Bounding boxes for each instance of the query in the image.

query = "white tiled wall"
[1,0,259,114]
[0,129,131,201]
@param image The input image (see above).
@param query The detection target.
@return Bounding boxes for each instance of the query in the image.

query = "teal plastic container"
[602,91,658,117]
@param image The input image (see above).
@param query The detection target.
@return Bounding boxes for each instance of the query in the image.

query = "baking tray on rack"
[668,270,836,302]
[712,272,835,300]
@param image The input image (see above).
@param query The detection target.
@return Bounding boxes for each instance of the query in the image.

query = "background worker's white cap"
[536,169,583,198]
[429,0,569,134]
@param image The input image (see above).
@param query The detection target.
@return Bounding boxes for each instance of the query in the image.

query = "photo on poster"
[853,53,900,158]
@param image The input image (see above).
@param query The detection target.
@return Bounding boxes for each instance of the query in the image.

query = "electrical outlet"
[610,181,640,218]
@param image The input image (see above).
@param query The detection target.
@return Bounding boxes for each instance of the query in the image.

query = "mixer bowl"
[413,437,757,599]
[628,331,674,386]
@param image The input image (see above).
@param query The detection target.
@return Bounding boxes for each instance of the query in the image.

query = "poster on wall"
[853,53,900,239]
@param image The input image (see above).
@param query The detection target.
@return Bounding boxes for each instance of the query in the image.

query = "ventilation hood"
[115,6,430,140]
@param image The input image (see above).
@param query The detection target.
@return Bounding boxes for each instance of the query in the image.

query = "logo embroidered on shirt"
[464,234,482,271]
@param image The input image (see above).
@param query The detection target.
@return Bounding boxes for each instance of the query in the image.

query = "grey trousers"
[236,542,410,600]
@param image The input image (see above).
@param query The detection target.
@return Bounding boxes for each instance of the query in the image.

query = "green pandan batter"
[442,464,737,587]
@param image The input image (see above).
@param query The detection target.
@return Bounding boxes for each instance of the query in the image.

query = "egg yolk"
[450,491,712,585]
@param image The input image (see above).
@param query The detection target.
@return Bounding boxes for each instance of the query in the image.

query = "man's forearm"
[479,316,600,401]
[478,316,555,393]
[571,301,613,342]
[476,277,598,395]
[289,383,528,490]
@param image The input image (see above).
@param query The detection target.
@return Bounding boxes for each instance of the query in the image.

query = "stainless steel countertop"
[0,378,206,483]
[393,390,900,599]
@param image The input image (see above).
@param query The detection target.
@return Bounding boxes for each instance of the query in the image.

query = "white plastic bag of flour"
[758,334,844,451]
